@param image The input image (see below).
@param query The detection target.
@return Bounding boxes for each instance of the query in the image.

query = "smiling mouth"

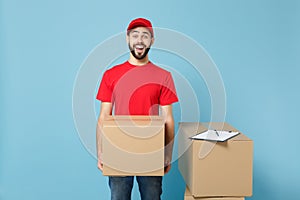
[129,43,151,60]
[135,45,145,53]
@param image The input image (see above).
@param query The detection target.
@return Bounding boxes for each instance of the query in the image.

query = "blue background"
[1,0,299,199]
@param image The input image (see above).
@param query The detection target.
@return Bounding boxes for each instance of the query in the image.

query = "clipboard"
[190,130,240,142]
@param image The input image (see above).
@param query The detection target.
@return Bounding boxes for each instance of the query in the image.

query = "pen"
[214,129,219,137]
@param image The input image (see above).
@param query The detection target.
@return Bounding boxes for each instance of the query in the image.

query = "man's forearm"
[96,119,102,161]
[96,102,113,163]
[164,116,175,161]
[161,105,175,162]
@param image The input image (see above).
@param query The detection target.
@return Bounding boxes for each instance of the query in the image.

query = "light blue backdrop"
[1,0,299,199]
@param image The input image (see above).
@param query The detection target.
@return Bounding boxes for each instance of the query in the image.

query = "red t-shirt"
[96,61,178,115]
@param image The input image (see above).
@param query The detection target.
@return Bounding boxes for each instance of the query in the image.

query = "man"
[96,18,178,200]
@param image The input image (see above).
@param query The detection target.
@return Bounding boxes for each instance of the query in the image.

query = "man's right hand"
[97,160,103,171]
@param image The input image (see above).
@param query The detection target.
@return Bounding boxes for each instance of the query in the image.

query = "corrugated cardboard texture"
[184,187,245,200]
[102,116,165,176]
[179,122,253,197]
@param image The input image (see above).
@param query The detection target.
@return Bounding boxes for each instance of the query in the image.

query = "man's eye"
[132,35,138,38]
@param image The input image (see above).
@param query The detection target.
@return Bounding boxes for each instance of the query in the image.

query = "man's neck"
[128,54,149,66]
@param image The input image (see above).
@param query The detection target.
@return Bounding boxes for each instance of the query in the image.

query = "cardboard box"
[184,187,245,200]
[179,122,253,197]
[102,116,165,176]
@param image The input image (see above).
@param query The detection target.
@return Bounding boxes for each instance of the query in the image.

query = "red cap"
[127,18,154,37]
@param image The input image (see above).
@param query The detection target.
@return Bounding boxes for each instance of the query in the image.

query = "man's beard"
[128,43,151,60]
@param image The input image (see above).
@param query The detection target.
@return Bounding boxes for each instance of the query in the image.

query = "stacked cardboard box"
[184,187,244,200]
[101,116,165,176]
[178,122,253,199]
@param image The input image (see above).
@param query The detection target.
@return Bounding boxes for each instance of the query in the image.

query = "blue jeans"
[109,176,162,200]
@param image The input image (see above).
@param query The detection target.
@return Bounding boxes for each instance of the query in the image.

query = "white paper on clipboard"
[190,130,240,142]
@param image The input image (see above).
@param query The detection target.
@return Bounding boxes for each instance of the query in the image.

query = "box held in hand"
[102,116,165,176]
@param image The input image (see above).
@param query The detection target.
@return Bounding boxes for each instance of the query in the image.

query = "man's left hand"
[164,159,171,174]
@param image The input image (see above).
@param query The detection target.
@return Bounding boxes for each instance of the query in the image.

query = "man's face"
[127,27,154,60]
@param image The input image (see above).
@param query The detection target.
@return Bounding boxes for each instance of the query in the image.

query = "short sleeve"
[159,73,178,105]
[96,71,112,102]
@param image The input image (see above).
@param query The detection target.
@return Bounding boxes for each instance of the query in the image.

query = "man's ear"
[151,37,155,46]
[126,34,129,44]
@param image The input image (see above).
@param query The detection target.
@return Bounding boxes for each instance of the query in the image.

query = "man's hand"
[97,159,103,172]
[164,159,172,174]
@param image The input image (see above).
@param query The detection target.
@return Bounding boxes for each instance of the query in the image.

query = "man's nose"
[137,35,143,43]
